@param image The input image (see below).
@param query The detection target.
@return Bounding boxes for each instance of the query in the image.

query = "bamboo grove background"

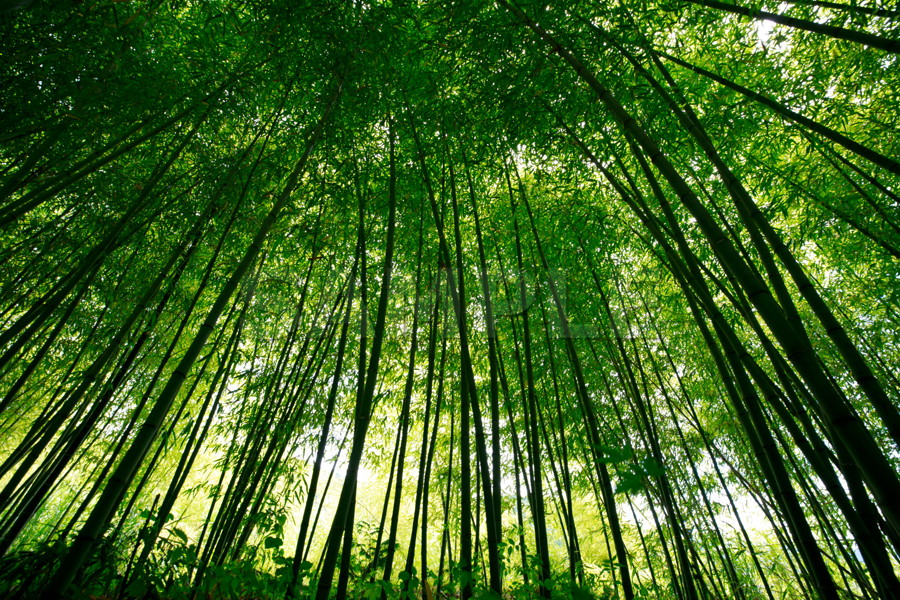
[1,0,899,598]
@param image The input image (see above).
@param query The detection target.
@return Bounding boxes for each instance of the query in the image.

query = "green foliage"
[615,457,666,495]
[0,537,119,599]
[1,0,899,599]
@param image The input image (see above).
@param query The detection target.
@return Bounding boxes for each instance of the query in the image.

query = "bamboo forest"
[1,0,900,598]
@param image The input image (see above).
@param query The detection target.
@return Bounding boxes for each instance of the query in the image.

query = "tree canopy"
[0,0,899,599]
